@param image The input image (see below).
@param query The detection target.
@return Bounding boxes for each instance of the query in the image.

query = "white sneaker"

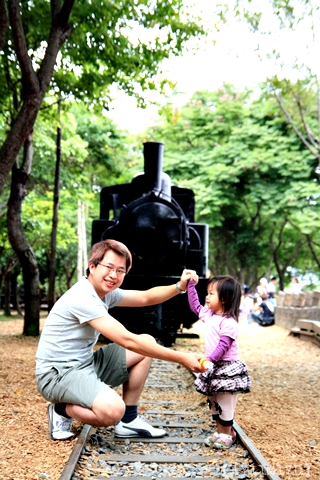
[47,404,74,440]
[114,415,167,438]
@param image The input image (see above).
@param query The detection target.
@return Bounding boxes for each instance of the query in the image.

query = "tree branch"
[0,0,76,195]
[293,92,319,151]
[272,86,320,161]
[57,0,75,27]
[38,0,75,91]
[8,0,39,94]
[293,89,319,151]
[306,234,320,268]
[51,0,62,19]
[0,0,9,52]
[309,239,320,249]
[283,238,306,272]
[317,75,320,141]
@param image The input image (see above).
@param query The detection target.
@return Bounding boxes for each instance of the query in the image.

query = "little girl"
[188,275,251,449]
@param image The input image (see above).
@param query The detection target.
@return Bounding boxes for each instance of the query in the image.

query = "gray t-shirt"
[36,277,124,375]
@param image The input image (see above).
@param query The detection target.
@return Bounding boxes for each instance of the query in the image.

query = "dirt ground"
[0,315,319,480]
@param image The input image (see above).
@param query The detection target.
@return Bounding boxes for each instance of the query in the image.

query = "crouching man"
[36,239,202,440]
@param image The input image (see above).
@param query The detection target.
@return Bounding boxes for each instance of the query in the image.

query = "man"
[36,239,202,441]
[250,293,275,326]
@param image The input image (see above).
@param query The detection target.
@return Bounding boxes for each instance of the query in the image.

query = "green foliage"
[231,0,313,31]
[0,0,206,118]
[148,83,320,286]
[71,103,141,190]
[0,0,208,300]
[2,0,320,296]
[0,101,140,295]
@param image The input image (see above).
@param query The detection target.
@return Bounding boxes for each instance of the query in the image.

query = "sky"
[107,32,265,133]
[106,1,317,134]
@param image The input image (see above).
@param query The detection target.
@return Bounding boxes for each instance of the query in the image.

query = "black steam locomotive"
[92,141,209,345]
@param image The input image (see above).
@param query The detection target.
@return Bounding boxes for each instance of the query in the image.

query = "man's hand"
[179,352,204,373]
[179,269,199,291]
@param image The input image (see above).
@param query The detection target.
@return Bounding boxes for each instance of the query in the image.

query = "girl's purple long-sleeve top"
[187,279,234,362]
[187,279,202,316]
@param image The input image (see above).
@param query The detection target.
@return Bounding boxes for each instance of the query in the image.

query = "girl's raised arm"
[187,280,202,316]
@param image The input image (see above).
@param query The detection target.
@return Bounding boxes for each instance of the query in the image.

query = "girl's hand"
[180,269,199,289]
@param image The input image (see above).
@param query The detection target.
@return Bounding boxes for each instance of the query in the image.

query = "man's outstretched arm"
[118,268,199,307]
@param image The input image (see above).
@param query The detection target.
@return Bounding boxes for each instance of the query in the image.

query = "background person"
[240,285,254,323]
[250,293,275,326]
[286,276,302,294]
[256,277,268,299]
[187,275,251,450]
[267,277,277,299]
[36,239,202,441]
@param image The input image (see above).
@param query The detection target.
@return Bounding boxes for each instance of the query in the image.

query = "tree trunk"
[0,0,9,52]
[47,124,61,312]
[306,235,320,269]
[64,263,77,290]
[77,200,83,281]
[269,218,306,291]
[2,254,19,315]
[7,134,40,336]
[0,0,75,195]
[12,268,23,315]
[4,263,11,316]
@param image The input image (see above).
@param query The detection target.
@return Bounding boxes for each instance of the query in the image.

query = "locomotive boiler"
[91,141,209,345]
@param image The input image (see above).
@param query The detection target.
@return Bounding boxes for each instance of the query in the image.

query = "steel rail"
[59,424,92,480]
[59,365,281,480]
[233,421,281,480]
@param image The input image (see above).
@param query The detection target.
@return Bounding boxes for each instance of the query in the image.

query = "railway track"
[60,352,281,480]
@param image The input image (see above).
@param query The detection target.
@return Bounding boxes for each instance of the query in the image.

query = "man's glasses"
[97,263,126,277]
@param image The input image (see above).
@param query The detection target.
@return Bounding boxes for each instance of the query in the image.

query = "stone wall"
[274,290,320,331]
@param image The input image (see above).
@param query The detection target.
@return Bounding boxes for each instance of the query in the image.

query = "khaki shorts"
[36,343,128,409]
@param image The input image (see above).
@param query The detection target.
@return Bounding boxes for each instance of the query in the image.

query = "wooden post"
[77,200,88,281]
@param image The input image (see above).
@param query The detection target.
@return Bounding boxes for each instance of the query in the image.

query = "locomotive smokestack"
[143,142,164,192]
